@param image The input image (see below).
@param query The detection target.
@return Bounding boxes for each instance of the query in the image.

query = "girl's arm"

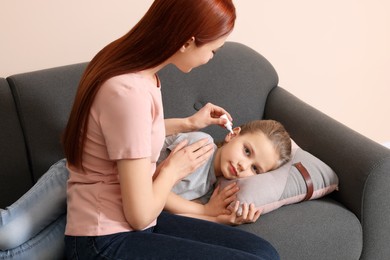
[164,192,209,216]
[164,183,261,226]
[179,202,262,226]
[164,183,239,216]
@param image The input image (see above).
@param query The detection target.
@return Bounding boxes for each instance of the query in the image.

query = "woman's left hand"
[188,102,232,130]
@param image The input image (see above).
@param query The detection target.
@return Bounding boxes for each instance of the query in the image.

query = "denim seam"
[90,237,117,260]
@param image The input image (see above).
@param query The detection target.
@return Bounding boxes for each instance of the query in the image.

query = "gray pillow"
[219,148,339,214]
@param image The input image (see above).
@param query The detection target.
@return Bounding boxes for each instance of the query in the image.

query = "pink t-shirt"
[65,73,165,236]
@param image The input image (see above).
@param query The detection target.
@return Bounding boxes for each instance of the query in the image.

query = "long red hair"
[62,0,236,167]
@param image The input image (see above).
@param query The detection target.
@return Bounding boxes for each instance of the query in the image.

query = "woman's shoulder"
[102,73,147,91]
[97,73,156,103]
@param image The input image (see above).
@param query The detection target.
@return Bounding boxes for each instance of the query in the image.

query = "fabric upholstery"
[238,198,362,260]
[265,86,390,259]
[7,64,87,182]
[0,78,32,208]
[159,42,278,142]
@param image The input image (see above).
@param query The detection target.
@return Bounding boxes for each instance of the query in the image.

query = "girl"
[161,120,292,225]
[62,0,280,259]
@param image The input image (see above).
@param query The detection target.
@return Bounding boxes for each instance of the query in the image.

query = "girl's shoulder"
[167,132,214,146]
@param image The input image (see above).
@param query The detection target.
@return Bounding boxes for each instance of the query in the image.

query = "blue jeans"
[65,211,279,260]
[0,159,68,259]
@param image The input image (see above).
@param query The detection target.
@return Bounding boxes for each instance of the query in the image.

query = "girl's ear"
[180,37,196,52]
[224,127,241,143]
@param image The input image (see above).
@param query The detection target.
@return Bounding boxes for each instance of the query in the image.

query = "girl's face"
[214,129,279,180]
[172,35,229,73]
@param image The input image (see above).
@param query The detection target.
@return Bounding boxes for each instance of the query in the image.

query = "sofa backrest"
[0,78,32,208]
[7,63,87,183]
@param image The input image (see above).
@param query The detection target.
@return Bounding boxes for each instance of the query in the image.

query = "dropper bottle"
[220,114,234,134]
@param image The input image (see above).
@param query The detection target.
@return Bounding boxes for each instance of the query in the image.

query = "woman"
[62,0,280,259]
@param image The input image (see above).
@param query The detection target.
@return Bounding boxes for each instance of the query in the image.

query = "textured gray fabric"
[7,63,87,182]
[265,86,390,259]
[238,198,362,260]
[0,78,32,208]
[159,42,278,142]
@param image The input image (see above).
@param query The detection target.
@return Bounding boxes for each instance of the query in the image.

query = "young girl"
[62,0,280,259]
[160,120,292,225]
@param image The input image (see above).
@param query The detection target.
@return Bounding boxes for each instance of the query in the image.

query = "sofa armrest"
[264,86,390,259]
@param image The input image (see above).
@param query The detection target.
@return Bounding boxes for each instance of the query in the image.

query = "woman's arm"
[165,118,194,136]
[118,138,214,230]
[118,158,175,230]
[165,103,232,136]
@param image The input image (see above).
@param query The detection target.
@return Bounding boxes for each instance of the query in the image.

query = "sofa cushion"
[0,78,32,208]
[219,147,339,215]
[7,63,87,182]
[238,198,362,260]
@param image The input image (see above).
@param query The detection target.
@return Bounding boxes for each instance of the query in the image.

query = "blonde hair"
[218,120,292,169]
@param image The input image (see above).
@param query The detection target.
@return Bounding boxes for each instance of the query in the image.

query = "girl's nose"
[238,161,248,172]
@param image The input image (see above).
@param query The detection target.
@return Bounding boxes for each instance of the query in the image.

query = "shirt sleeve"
[97,82,154,160]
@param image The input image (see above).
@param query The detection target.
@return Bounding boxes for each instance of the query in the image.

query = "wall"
[1,0,389,144]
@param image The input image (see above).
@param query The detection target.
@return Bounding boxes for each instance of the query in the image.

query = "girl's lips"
[229,163,237,176]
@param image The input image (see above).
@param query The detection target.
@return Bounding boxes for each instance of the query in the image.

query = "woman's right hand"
[159,138,215,182]
[187,102,233,131]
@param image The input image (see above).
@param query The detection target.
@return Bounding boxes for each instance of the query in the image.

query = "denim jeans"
[0,159,68,259]
[65,211,279,260]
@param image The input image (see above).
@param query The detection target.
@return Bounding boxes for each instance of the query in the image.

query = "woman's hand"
[158,138,215,182]
[216,201,261,226]
[204,183,239,216]
[188,102,233,130]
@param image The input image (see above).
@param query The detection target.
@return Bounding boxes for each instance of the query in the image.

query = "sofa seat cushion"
[237,198,362,260]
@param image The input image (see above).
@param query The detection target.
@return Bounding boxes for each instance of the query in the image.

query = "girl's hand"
[188,102,233,130]
[204,183,239,216]
[216,201,262,226]
[159,138,215,182]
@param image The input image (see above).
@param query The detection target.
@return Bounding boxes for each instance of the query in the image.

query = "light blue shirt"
[158,132,217,203]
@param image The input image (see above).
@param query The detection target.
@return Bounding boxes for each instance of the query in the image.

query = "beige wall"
[1,0,389,144]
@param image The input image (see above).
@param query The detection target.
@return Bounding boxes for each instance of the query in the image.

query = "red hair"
[63,0,236,167]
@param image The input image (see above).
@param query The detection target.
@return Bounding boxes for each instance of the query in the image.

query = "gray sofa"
[1,42,389,260]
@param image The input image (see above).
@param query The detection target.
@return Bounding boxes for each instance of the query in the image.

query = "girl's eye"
[244,147,250,156]
[252,165,260,175]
